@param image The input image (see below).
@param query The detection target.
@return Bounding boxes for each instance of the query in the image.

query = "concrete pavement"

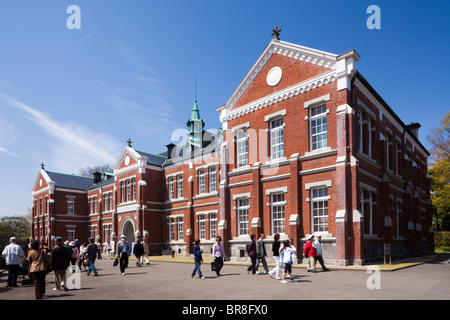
[1,254,449,301]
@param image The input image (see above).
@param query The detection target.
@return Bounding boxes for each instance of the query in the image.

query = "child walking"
[280,240,296,283]
[191,240,205,279]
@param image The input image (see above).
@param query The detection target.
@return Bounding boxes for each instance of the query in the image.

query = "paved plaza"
[0,255,449,301]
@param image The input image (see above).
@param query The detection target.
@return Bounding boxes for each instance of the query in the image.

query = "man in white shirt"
[313,235,330,271]
[2,237,24,288]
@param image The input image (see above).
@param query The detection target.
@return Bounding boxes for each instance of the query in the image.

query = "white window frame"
[177,175,183,198]
[67,199,75,215]
[168,176,175,200]
[198,214,206,240]
[310,104,327,151]
[66,226,76,242]
[209,166,217,193]
[169,217,176,241]
[270,118,284,160]
[236,129,249,167]
[198,169,206,195]
[237,198,250,236]
[270,193,286,235]
[311,187,329,233]
[210,213,217,240]
[177,217,184,241]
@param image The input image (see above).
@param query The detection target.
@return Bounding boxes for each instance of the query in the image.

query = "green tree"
[0,214,31,251]
[428,111,450,231]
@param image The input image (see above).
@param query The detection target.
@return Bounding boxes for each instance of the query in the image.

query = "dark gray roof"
[135,150,167,167]
[46,171,94,191]
[87,176,115,190]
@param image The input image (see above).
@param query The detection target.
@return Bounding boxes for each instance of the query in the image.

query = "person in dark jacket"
[268,233,281,279]
[86,237,99,276]
[191,240,205,279]
[246,234,257,275]
[132,237,144,267]
[116,235,131,275]
[255,233,269,274]
[51,236,71,291]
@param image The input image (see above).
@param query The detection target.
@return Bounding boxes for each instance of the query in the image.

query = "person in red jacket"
[303,235,317,272]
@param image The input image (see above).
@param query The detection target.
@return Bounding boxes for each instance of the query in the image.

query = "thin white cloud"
[0,146,23,159]
[0,92,122,172]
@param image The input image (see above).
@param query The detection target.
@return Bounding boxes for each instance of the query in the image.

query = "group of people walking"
[190,233,329,283]
[2,236,102,299]
[1,233,151,299]
[245,233,329,283]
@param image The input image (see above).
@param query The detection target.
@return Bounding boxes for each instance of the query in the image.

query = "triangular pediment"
[114,146,145,172]
[222,40,338,111]
[218,40,359,122]
[31,168,54,193]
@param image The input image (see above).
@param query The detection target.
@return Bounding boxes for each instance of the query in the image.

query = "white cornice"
[223,70,337,122]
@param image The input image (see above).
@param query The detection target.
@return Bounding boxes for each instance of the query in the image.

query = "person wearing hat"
[313,235,330,271]
[303,234,317,272]
[115,235,131,275]
[2,236,24,288]
[51,236,71,291]
[69,241,79,273]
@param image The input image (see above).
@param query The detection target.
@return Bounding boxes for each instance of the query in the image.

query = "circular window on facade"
[266,66,282,87]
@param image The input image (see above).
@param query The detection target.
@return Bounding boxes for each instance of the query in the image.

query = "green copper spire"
[187,99,205,149]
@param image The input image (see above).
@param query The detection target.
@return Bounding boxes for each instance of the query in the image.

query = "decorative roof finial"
[40,162,45,170]
[271,26,281,40]
[127,139,132,147]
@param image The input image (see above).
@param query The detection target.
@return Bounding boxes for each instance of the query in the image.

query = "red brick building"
[31,38,433,265]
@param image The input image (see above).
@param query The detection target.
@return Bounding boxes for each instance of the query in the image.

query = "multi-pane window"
[109,193,113,211]
[168,177,175,200]
[90,196,97,214]
[210,213,217,239]
[39,198,43,215]
[44,196,48,214]
[209,167,217,192]
[103,194,108,212]
[89,225,97,240]
[121,178,136,203]
[103,224,112,242]
[237,198,249,236]
[270,118,284,160]
[198,214,206,239]
[198,169,205,194]
[310,104,327,150]
[67,226,76,242]
[271,193,286,234]
[169,218,176,241]
[168,217,184,241]
[311,188,329,232]
[67,199,75,215]
[177,175,183,198]
[177,217,184,241]
[236,130,249,167]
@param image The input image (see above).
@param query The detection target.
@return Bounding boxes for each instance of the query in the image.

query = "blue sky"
[0,0,448,217]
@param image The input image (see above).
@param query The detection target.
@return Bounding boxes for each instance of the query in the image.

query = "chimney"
[166,143,176,159]
[406,122,421,139]
[93,171,102,184]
